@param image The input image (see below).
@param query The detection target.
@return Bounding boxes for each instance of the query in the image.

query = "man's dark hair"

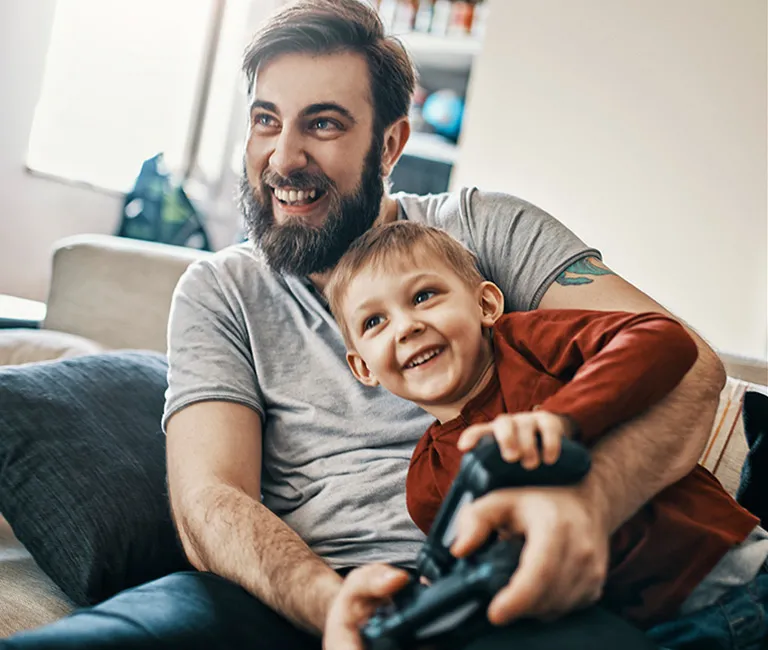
[243,0,416,133]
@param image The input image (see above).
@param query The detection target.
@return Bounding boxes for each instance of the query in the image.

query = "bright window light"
[26,0,215,193]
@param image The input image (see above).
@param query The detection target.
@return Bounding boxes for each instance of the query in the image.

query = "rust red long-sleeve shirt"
[405,309,757,627]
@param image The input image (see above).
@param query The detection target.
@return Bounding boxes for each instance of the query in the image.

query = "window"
[26,0,259,194]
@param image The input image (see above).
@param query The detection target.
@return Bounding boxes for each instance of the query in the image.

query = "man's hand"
[450,486,609,625]
[457,412,574,469]
[323,564,411,650]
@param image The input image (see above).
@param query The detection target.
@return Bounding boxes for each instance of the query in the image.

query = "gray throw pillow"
[0,351,190,605]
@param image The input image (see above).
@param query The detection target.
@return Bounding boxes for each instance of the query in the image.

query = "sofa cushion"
[0,329,104,367]
[0,351,190,606]
[0,516,74,637]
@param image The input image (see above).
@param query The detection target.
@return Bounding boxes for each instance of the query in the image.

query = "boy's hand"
[323,564,411,650]
[457,411,574,469]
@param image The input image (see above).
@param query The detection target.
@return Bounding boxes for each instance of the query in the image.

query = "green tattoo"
[555,258,615,286]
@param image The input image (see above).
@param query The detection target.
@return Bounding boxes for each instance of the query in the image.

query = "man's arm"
[166,401,343,635]
[538,256,726,534]
[450,256,726,623]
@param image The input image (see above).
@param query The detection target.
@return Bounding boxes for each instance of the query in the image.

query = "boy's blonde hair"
[326,221,485,345]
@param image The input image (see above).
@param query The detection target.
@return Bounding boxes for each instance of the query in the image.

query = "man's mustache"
[261,168,334,192]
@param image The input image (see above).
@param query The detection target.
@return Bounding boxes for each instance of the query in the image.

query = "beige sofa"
[0,234,765,638]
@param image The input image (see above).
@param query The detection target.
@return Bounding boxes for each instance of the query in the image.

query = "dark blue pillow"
[736,390,768,529]
[0,351,190,605]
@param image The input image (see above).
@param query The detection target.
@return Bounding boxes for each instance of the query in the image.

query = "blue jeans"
[646,561,768,650]
[0,571,656,649]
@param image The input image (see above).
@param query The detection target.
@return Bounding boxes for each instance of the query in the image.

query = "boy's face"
[342,251,502,408]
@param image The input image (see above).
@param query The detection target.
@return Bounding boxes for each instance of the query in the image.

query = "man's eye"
[363,315,383,331]
[311,118,340,131]
[253,113,276,128]
[414,290,436,305]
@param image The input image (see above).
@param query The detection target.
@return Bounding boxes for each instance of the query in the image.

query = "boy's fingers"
[457,423,493,451]
[515,418,540,469]
[537,421,562,465]
[494,419,522,462]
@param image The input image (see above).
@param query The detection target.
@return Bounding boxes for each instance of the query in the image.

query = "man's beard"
[239,136,385,276]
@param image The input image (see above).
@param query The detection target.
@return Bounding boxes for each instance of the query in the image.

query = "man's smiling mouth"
[273,187,326,207]
[403,347,444,370]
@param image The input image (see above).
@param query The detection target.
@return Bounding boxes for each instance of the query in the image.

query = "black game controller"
[361,436,591,650]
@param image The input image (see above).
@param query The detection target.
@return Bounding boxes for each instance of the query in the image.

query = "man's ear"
[381,117,411,178]
[346,351,380,387]
[478,281,505,327]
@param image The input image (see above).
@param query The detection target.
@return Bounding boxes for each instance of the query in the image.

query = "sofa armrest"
[43,235,210,352]
[702,352,768,496]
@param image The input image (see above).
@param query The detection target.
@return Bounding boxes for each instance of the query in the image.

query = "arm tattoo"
[555,257,615,286]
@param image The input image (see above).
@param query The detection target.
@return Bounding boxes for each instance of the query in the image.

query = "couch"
[0,234,765,638]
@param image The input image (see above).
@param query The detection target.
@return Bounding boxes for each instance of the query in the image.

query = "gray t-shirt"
[163,187,599,569]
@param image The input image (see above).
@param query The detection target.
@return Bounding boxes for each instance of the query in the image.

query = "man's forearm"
[175,482,342,635]
[578,343,726,534]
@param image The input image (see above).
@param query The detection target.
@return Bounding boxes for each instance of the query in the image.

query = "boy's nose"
[396,316,425,343]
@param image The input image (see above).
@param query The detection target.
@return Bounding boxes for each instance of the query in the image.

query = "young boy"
[325,221,767,640]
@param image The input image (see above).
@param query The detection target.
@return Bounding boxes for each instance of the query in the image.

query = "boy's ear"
[478,281,505,327]
[346,351,380,387]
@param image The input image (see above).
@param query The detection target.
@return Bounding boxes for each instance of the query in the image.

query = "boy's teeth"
[407,349,439,368]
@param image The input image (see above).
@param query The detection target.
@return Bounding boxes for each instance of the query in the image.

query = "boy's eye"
[363,315,383,331]
[414,290,436,305]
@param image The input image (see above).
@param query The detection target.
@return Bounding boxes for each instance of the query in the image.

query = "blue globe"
[421,90,465,141]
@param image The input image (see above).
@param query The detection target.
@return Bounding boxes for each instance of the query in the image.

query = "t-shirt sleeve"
[162,259,264,431]
[463,188,602,311]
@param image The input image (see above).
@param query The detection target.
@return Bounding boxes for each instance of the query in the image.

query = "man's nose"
[269,127,308,178]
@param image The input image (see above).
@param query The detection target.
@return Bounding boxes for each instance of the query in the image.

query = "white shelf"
[402,131,458,165]
[398,31,481,70]
[0,295,47,321]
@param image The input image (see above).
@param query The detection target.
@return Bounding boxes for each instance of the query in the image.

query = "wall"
[454,0,767,360]
[0,0,122,302]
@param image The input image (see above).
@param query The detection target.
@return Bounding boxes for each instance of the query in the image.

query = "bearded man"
[4,1,729,649]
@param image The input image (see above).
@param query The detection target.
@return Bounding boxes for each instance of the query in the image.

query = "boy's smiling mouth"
[403,346,444,370]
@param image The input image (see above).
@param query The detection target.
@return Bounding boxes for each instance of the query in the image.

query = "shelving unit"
[388,15,486,193]
[398,31,481,71]
[403,131,459,165]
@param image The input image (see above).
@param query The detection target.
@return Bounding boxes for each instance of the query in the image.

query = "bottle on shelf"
[391,0,417,33]
[413,0,435,33]
[429,0,452,36]
[447,1,474,37]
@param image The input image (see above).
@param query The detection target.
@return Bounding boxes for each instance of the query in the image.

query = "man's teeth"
[273,187,318,204]
[406,349,440,369]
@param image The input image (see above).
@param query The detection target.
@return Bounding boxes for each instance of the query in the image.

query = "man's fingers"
[450,491,521,557]
[487,519,559,624]
[324,565,410,650]
[343,564,411,601]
